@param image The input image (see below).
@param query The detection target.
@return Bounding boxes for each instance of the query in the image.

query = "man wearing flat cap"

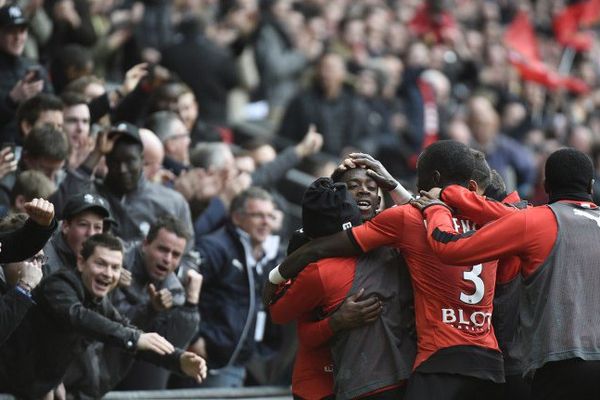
[0,4,52,142]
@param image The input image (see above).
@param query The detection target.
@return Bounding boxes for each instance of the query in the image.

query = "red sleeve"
[423,204,529,265]
[297,318,333,348]
[269,263,325,325]
[441,185,517,226]
[351,205,409,252]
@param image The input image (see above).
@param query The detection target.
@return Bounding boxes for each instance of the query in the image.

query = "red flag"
[579,0,600,26]
[505,11,540,62]
[505,11,588,93]
[553,0,600,51]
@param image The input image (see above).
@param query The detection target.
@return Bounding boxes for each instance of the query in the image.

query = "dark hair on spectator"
[16,94,63,127]
[63,75,104,98]
[80,233,123,260]
[545,148,594,194]
[483,170,507,201]
[50,44,93,94]
[230,187,273,215]
[417,140,475,191]
[10,171,56,206]
[470,149,491,190]
[145,111,182,142]
[61,91,88,108]
[146,214,191,243]
[148,82,187,113]
[0,213,28,233]
[24,125,69,161]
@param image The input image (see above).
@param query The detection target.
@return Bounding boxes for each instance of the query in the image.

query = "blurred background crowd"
[0,0,599,396]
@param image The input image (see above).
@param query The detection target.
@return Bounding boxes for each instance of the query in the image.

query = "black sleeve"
[135,347,184,374]
[40,275,140,350]
[110,85,152,126]
[0,218,57,263]
[88,93,111,124]
[0,288,34,345]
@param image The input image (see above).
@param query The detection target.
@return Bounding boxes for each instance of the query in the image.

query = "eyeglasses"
[28,254,48,264]
[243,212,277,221]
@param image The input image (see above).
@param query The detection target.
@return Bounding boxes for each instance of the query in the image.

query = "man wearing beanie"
[270,166,415,400]
[414,148,600,400]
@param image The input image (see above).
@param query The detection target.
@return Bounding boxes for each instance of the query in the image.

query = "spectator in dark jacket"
[0,233,206,399]
[0,5,53,142]
[161,18,239,124]
[0,198,56,345]
[189,187,282,387]
[113,214,202,390]
[467,96,536,197]
[277,52,375,157]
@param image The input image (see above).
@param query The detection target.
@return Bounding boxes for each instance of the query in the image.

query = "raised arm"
[417,203,528,266]
[0,199,57,263]
[438,185,519,226]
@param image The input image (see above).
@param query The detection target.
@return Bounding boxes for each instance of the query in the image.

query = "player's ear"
[468,179,478,193]
[589,178,594,195]
[432,170,441,186]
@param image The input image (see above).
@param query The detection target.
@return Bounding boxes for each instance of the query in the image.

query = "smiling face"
[338,168,380,221]
[232,198,276,246]
[62,211,105,256]
[0,25,27,57]
[77,245,122,299]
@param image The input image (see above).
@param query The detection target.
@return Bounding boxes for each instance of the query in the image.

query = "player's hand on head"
[348,153,398,191]
[24,198,55,227]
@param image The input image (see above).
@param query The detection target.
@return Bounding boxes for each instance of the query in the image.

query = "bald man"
[139,128,168,183]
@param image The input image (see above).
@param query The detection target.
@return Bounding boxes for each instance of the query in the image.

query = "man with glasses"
[0,198,57,345]
[185,187,282,388]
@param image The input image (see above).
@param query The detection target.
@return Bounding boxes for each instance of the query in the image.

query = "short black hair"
[545,148,593,194]
[146,214,191,243]
[483,170,507,201]
[470,149,491,190]
[80,233,123,260]
[16,93,63,127]
[417,140,475,190]
[24,125,69,161]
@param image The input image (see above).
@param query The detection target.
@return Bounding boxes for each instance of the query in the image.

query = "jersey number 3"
[460,264,484,305]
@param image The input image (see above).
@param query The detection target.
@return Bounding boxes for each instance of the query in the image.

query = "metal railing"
[0,386,292,400]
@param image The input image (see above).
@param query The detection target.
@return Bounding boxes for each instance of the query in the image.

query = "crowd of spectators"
[0,0,599,397]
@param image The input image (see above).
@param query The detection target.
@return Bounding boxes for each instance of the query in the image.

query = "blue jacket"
[195,223,282,369]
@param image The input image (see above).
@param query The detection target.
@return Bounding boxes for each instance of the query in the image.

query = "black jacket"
[0,217,57,345]
[0,51,53,143]
[0,268,181,398]
[196,223,281,369]
[277,85,375,156]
